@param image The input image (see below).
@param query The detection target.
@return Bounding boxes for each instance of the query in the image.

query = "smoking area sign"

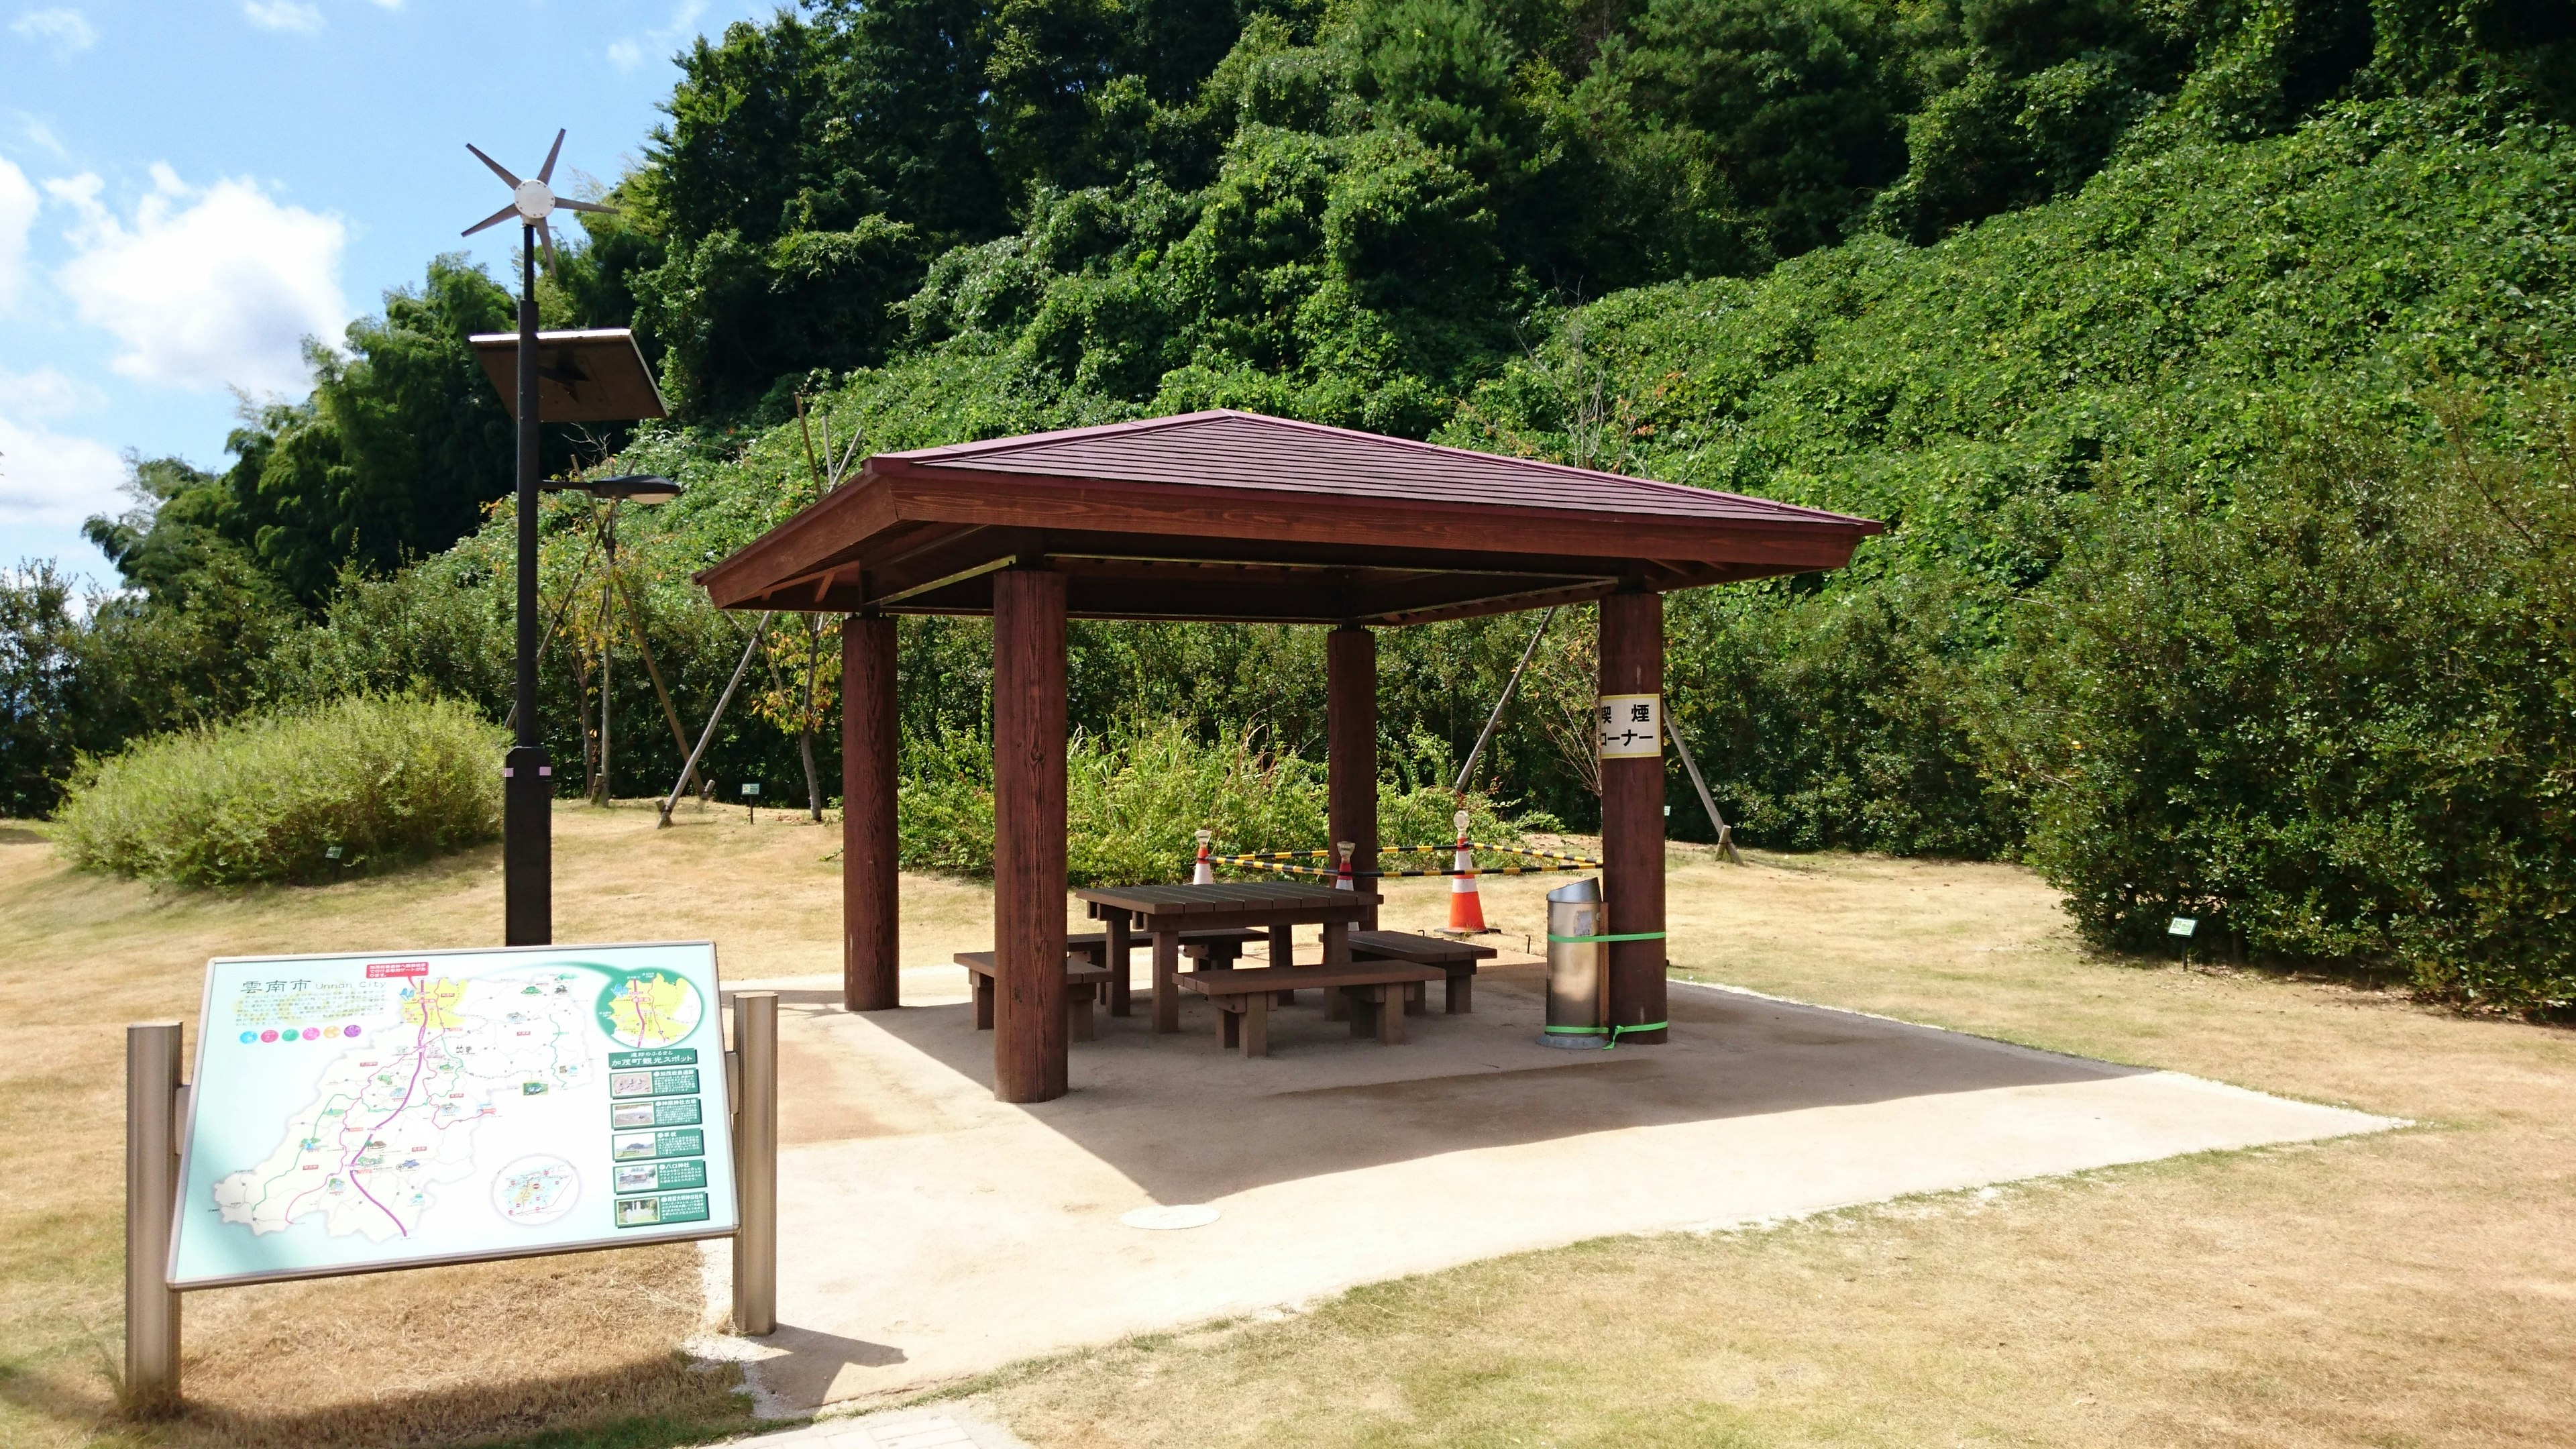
[168,941,738,1289]
[1597,694,1662,759]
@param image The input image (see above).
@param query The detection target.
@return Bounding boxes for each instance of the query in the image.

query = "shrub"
[54,695,504,885]
[1996,398,2576,1009]
[896,716,1536,884]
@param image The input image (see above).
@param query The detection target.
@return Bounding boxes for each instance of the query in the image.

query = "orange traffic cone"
[1446,809,1489,932]
[1334,840,1356,890]
[1191,829,1216,885]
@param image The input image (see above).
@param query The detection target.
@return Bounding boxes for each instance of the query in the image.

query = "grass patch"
[53,694,502,886]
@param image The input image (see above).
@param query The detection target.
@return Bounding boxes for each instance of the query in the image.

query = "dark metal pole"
[504,221,552,945]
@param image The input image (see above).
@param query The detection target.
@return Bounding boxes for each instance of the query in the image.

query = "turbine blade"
[466,142,521,189]
[538,128,566,184]
[537,219,559,277]
[553,197,617,215]
[461,201,519,237]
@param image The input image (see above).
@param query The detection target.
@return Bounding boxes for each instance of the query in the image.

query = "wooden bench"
[1347,930,1499,1015]
[953,953,1112,1042]
[1176,964,1445,1057]
[1067,926,1265,1016]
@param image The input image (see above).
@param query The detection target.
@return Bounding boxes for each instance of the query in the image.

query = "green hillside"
[7,0,2571,1003]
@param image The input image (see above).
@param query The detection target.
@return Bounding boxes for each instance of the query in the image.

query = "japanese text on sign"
[1597,693,1662,759]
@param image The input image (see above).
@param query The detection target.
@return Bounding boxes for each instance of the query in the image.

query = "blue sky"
[1,0,770,588]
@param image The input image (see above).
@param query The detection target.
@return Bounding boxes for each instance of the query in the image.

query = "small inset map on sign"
[491,1155,580,1226]
[600,970,704,1048]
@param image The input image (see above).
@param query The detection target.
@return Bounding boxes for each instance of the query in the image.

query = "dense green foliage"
[897,716,1540,882]
[52,696,504,886]
[11,0,2574,1002]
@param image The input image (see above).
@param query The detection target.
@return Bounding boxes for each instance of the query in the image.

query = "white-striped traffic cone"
[1446,809,1489,932]
[1191,828,1216,884]
[1334,840,1356,890]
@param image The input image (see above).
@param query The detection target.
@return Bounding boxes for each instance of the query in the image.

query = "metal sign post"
[727,991,777,1335]
[123,1022,183,1415]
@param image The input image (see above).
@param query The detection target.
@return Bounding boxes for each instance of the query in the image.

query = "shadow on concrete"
[753,1324,910,1375]
[771,964,2150,1204]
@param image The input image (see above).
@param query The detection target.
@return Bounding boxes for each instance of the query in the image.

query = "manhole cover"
[1120,1204,1220,1230]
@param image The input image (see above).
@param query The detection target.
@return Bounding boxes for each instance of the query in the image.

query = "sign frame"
[167,938,739,1291]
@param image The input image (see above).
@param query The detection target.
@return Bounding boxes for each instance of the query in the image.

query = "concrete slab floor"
[700,951,2396,1414]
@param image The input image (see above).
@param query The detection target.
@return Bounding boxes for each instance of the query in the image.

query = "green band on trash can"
[1541,1020,1668,1049]
[1544,931,1668,944]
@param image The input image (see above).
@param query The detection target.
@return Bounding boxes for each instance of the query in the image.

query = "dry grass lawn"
[3,807,2572,1449]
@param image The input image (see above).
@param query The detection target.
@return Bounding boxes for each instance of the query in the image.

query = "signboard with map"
[168,941,738,1289]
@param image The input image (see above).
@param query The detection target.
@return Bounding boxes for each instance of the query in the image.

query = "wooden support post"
[992,568,1069,1102]
[1599,590,1669,1044]
[1327,625,1379,929]
[843,613,900,1011]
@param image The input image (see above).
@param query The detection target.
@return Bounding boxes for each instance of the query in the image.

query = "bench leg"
[1069,983,1095,1042]
[973,973,994,1031]
[1267,924,1297,1004]
[1106,912,1132,1017]
[1345,985,1371,1038]
[1377,985,1407,1045]
[1152,930,1181,1034]
[1220,1000,1240,1051]
[1322,920,1350,965]
[1448,972,1472,1014]
[1404,981,1427,1016]
[1242,992,1269,1057]
[1321,921,1352,1021]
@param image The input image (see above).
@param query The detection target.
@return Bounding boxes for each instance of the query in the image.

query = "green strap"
[1544,931,1668,944]
[1542,1020,1670,1050]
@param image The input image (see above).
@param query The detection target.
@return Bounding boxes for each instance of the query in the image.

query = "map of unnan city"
[170,943,733,1288]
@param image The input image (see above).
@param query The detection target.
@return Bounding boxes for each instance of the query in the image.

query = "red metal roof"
[881,409,1862,527]
[698,409,1880,625]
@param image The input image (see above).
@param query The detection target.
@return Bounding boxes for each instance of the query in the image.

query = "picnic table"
[1075,881,1379,1034]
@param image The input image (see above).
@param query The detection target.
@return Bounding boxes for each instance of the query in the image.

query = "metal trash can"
[1541,876,1606,1048]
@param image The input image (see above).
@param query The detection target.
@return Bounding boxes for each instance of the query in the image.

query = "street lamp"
[462,130,666,947]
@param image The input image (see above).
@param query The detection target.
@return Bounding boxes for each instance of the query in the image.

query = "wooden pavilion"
[696,409,1880,1102]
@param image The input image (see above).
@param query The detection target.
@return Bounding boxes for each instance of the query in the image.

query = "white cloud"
[241,0,321,32]
[11,7,95,54]
[0,154,34,307]
[0,411,123,527]
[0,366,99,418]
[609,0,706,71]
[47,164,347,395]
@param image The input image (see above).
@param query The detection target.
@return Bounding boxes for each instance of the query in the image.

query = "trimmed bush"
[54,695,503,885]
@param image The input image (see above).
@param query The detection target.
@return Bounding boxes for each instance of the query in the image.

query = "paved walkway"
[702,961,2395,1414]
[712,1407,1029,1448]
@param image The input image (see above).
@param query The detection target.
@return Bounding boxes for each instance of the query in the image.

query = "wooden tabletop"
[1075,881,1380,917]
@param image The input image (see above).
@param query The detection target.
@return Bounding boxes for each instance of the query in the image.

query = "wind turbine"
[463,128,614,274]
[462,128,619,948]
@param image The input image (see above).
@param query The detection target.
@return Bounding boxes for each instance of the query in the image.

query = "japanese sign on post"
[1597,693,1663,759]
[169,941,738,1289]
